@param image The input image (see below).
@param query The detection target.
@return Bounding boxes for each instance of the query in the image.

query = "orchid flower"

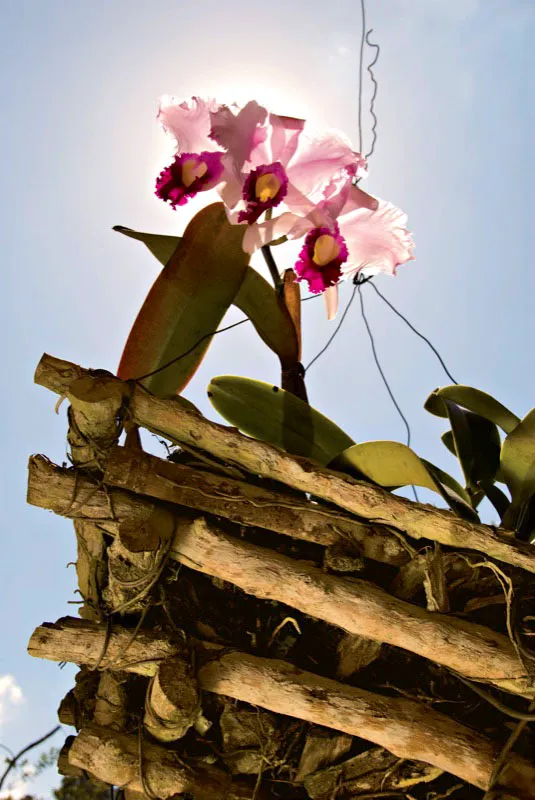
[154,96,413,322]
[209,103,367,226]
[155,95,366,223]
[241,177,415,320]
[155,96,226,208]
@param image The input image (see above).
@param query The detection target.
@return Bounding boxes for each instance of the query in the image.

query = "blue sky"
[1,0,534,796]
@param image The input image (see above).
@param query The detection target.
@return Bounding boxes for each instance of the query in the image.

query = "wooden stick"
[28,617,535,793]
[67,723,229,799]
[169,516,534,698]
[102,445,408,564]
[27,456,534,697]
[34,354,535,575]
[28,616,181,676]
[63,373,124,621]
[144,656,200,743]
[27,453,408,566]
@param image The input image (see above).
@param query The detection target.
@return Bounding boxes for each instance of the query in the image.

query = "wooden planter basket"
[27,353,535,800]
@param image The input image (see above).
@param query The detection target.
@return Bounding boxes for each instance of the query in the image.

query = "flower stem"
[261,244,283,293]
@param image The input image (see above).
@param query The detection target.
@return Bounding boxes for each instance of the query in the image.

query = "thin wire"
[304,285,358,374]
[358,0,366,153]
[131,295,321,383]
[368,282,458,385]
[132,318,250,382]
[364,29,380,160]
[358,283,419,503]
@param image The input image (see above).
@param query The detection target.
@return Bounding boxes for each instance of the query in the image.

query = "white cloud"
[0,675,25,731]
[0,774,35,800]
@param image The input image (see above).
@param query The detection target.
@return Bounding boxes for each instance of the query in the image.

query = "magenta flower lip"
[237,162,289,224]
[155,151,224,209]
[294,225,349,294]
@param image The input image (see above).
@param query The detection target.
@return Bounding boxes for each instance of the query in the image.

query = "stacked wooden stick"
[27,354,535,799]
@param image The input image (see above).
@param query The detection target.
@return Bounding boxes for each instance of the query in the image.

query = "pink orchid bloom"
[241,179,414,320]
[155,95,367,226]
[209,102,368,226]
[155,96,227,209]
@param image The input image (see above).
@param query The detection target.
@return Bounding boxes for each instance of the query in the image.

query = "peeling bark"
[35,354,535,575]
[29,617,535,793]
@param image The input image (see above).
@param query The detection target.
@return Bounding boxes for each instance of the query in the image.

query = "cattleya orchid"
[155,95,414,319]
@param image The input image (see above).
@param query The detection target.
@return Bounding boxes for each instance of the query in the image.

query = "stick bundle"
[28,354,535,799]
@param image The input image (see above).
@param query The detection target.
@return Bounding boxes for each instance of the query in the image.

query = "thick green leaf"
[481,482,511,520]
[443,401,501,491]
[500,408,535,503]
[425,385,519,433]
[336,441,472,505]
[207,375,355,466]
[114,227,300,368]
[422,460,480,520]
[442,428,507,485]
[233,268,299,366]
[117,204,249,397]
[442,399,474,489]
[113,225,180,266]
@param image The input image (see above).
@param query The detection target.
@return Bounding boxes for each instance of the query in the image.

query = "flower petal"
[294,225,348,295]
[340,184,379,214]
[238,162,289,224]
[155,151,224,209]
[242,212,308,254]
[286,127,362,199]
[157,96,221,153]
[210,101,269,168]
[268,114,305,166]
[340,201,415,278]
[324,285,339,320]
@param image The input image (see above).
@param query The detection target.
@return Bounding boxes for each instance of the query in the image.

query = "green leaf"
[207,375,355,466]
[335,440,472,504]
[481,482,511,520]
[422,460,480,520]
[500,408,535,503]
[113,228,300,368]
[442,428,507,485]
[425,385,519,434]
[117,203,249,397]
[234,268,299,366]
[444,401,501,491]
[113,225,180,266]
[442,399,474,489]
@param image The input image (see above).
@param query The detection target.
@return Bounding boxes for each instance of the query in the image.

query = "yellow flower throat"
[313,235,340,266]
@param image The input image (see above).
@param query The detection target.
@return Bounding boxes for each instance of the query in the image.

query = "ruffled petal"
[286,127,363,200]
[155,151,224,209]
[339,201,415,278]
[209,101,269,169]
[237,162,289,224]
[157,96,221,153]
[294,225,348,294]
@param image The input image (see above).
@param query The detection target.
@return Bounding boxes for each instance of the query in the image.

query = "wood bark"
[26,458,534,697]
[64,374,124,621]
[29,616,181,676]
[168,517,534,698]
[28,616,535,794]
[35,353,535,574]
[67,723,229,799]
[103,445,409,564]
[28,452,407,566]
[94,671,128,731]
[144,656,200,742]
